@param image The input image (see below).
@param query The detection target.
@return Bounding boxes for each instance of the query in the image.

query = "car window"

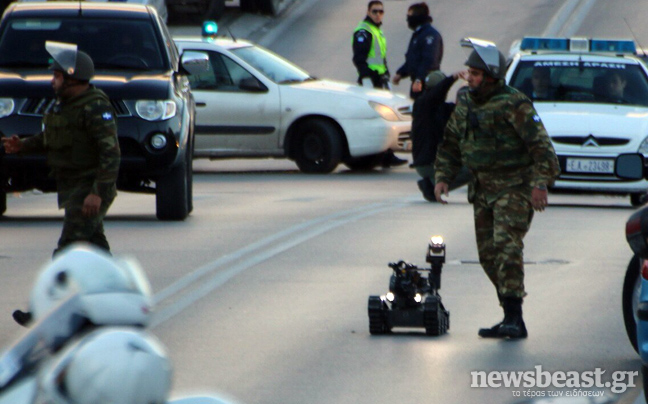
[509,60,648,106]
[0,17,168,70]
[187,51,258,92]
[231,45,311,84]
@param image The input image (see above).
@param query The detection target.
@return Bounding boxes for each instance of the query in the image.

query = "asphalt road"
[3,0,648,403]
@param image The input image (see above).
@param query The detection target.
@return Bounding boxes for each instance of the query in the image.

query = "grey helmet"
[461,37,506,80]
[425,70,446,88]
[46,41,95,81]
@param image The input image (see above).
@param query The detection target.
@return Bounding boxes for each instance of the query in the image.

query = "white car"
[506,37,648,205]
[174,36,412,173]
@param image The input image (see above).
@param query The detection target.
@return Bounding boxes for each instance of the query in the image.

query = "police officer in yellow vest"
[352,1,407,167]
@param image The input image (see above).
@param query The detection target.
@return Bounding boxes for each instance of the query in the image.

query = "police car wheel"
[293,118,342,174]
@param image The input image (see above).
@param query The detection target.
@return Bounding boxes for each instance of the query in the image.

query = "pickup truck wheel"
[294,119,342,174]
[156,161,189,221]
[255,0,280,15]
[0,189,6,216]
[239,0,257,12]
[343,153,383,171]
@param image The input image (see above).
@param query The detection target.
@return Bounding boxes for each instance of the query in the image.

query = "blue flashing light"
[520,37,569,52]
[202,21,218,37]
[590,39,636,54]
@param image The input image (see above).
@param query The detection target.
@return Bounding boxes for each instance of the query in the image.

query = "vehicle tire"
[186,141,194,214]
[623,254,641,353]
[156,162,189,221]
[643,365,648,403]
[204,0,226,20]
[631,193,646,207]
[255,0,280,15]
[368,295,387,335]
[239,0,257,13]
[0,189,6,216]
[343,153,383,171]
[293,119,342,173]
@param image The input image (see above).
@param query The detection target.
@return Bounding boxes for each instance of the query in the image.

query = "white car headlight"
[369,101,399,121]
[0,98,15,118]
[638,136,648,155]
[135,100,177,121]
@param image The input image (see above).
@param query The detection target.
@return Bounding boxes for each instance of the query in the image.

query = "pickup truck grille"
[551,136,629,146]
[19,98,131,117]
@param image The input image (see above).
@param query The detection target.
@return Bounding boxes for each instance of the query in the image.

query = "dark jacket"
[396,22,443,84]
[411,75,456,167]
[352,17,389,87]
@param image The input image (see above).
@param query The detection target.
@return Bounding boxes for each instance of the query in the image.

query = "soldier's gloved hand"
[82,194,102,217]
[434,182,449,204]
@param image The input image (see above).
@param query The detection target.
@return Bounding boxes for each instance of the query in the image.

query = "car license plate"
[565,158,614,174]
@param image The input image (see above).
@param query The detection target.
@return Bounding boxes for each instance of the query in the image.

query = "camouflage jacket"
[435,81,560,202]
[22,86,120,200]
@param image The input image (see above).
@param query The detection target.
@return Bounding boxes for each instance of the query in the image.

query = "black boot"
[12,309,32,327]
[499,297,527,339]
[417,178,436,202]
[381,150,408,168]
[478,293,504,338]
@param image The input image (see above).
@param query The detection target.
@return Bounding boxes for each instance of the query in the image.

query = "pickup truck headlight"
[135,100,177,121]
[0,98,15,118]
[638,136,648,155]
[369,101,399,122]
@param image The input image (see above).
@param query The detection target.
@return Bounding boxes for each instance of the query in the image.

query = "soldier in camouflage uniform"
[433,39,560,339]
[2,42,120,257]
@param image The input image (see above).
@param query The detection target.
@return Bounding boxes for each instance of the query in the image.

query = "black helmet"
[46,41,95,81]
[462,37,506,80]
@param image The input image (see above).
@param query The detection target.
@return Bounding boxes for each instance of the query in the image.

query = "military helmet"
[425,70,446,88]
[46,41,95,81]
[462,37,506,80]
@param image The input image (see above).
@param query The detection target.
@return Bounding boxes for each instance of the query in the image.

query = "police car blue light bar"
[519,36,637,54]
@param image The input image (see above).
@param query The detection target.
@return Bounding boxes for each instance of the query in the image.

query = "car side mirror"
[180,51,210,76]
[616,153,645,180]
[239,77,267,92]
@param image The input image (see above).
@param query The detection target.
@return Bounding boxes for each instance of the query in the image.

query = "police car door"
[188,50,282,157]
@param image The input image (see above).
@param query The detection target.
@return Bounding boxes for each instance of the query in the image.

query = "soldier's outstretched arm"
[1,135,22,154]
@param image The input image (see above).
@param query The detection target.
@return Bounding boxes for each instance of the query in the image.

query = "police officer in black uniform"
[392,2,443,100]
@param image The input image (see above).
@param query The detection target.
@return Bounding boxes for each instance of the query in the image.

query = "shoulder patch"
[426,36,434,45]
[102,112,114,121]
[533,115,541,122]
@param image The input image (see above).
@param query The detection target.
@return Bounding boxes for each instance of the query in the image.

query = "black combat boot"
[12,309,32,327]
[478,293,504,338]
[498,297,527,339]
[417,178,436,202]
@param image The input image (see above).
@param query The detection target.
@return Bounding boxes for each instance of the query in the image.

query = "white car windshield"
[231,45,313,84]
[509,60,648,107]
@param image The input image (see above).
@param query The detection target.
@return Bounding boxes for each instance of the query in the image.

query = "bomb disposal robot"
[368,236,449,336]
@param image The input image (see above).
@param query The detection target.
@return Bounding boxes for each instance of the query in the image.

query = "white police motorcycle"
[0,244,232,404]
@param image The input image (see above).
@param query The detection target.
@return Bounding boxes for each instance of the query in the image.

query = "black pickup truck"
[0,2,204,220]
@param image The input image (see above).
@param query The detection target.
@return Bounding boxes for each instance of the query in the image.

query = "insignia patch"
[426,36,434,45]
[533,115,541,122]
[102,112,113,121]
[358,36,365,43]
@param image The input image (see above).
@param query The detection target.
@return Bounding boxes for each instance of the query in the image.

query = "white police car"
[506,37,648,205]
[174,22,412,173]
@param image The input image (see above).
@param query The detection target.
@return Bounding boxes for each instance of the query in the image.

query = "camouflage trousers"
[54,177,115,256]
[473,187,534,299]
